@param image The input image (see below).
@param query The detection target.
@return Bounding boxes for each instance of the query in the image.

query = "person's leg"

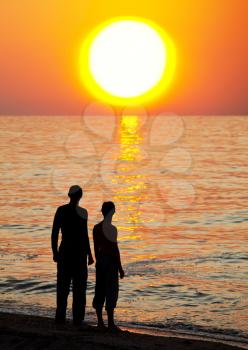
[56,260,71,324]
[93,260,106,327]
[106,308,115,327]
[96,307,105,328]
[105,261,119,328]
[72,259,88,326]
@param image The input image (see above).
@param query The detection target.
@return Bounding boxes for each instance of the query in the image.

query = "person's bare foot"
[55,318,67,328]
[97,322,107,331]
[75,321,93,331]
[108,324,122,332]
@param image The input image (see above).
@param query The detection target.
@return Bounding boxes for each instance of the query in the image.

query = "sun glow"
[79,17,176,106]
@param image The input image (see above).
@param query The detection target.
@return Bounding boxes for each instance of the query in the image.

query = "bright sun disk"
[79,17,176,105]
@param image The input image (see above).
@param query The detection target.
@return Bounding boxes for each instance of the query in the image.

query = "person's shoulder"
[93,221,103,232]
[93,221,102,229]
[57,203,70,208]
[76,206,88,219]
[112,225,118,242]
[110,224,118,234]
[54,205,67,219]
[111,224,117,231]
[56,204,67,212]
[102,223,117,242]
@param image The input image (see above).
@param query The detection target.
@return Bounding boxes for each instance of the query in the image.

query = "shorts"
[92,254,119,310]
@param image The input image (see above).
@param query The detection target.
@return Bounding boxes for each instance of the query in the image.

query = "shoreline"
[0,312,247,350]
[122,324,248,349]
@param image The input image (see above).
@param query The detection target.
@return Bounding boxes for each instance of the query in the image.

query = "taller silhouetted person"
[51,185,94,326]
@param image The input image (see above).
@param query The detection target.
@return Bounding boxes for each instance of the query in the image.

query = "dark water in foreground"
[0,115,247,344]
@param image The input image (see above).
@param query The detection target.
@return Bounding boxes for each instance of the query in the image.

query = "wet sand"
[0,312,244,350]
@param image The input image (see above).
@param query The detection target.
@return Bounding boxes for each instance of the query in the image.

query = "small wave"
[26,283,55,293]
[0,277,55,294]
[0,224,51,232]
[126,253,248,268]
[26,254,38,260]
[180,214,248,227]
[173,252,248,264]
[127,259,165,267]
[0,224,26,230]
[123,320,248,346]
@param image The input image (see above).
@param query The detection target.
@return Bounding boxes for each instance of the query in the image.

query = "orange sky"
[0,0,247,115]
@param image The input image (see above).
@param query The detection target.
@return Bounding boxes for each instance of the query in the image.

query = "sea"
[0,115,247,346]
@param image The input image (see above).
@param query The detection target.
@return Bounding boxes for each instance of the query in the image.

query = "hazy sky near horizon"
[0,0,247,115]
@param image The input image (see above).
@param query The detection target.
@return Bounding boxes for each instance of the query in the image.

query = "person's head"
[101,201,115,218]
[68,185,83,202]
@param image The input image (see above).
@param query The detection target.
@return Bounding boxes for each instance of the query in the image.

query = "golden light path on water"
[112,115,148,239]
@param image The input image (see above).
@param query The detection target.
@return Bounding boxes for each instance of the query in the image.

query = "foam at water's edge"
[119,323,248,350]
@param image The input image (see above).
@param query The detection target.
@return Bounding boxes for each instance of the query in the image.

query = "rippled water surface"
[0,116,247,340]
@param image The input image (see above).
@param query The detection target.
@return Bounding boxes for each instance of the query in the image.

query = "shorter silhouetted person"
[92,201,125,331]
[51,185,94,326]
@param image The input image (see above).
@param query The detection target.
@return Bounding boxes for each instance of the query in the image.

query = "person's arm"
[87,232,94,265]
[93,226,100,262]
[112,226,124,278]
[51,207,61,262]
[84,210,94,265]
[115,243,124,278]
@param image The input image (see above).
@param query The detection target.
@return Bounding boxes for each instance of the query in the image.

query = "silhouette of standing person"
[51,185,94,326]
[92,201,125,330]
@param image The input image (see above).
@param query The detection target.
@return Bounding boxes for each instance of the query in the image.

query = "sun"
[79,17,176,106]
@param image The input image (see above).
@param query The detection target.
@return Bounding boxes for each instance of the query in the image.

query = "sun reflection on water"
[112,116,147,235]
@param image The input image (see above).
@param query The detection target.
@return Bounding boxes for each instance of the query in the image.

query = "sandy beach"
[0,312,245,350]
